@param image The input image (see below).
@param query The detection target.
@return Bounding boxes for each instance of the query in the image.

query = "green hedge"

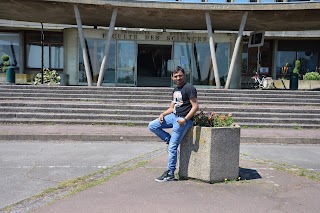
[303,72,320,81]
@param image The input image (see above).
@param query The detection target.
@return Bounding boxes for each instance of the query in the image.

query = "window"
[117,41,136,84]
[192,42,230,86]
[78,38,116,83]
[25,32,63,69]
[277,40,320,77]
[241,42,248,74]
[0,33,20,68]
[242,40,273,75]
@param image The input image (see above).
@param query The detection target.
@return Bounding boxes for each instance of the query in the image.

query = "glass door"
[116,40,137,86]
[78,38,116,84]
[172,42,192,86]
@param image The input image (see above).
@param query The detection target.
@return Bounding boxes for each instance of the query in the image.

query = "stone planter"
[299,80,320,90]
[179,125,240,183]
[274,79,320,90]
[0,73,33,84]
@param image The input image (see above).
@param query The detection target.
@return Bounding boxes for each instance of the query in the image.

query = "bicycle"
[251,72,275,89]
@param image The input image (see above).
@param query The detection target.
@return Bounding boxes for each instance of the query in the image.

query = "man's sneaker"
[155,170,175,182]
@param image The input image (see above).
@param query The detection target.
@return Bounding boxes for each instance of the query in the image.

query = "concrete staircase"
[0,85,320,129]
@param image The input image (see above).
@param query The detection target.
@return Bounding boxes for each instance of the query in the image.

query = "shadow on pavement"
[239,167,262,180]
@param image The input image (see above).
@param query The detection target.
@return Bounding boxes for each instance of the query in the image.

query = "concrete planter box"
[0,73,33,84]
[274,79,320,90]
[299,80,320,90]
[179,125,240,183]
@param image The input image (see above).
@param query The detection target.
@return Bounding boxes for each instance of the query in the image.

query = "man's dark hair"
[172,66,185,76]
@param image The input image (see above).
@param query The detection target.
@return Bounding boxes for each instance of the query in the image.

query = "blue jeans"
[148,113,193,174]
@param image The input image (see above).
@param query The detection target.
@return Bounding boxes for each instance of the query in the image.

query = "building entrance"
[137,44,172,87]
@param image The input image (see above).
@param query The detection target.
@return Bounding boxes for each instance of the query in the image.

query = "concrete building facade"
[0,0,319,88]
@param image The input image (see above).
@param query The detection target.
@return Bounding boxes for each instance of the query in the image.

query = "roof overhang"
[1,0,320,31]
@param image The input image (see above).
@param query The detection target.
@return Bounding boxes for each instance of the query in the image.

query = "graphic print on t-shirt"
[173,91,183,114]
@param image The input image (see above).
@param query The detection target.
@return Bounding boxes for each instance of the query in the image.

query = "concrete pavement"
[31,152,320,213]
[0,141,319,213]
[0,141,165,210]
[241,144,320,171]
[0,124,319,212]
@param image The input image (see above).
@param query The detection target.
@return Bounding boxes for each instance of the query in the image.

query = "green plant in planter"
[303,72,320,81]
[293,60,300,74]
[193,111,234,127]
[1,54,10,72]
[34,68,61,85]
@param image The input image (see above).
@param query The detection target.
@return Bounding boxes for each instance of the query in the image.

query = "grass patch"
[126,122,135,127]
[293,124,302,130]
[64,160,148,197]
[146,167,159,172]
[247,157,320,182]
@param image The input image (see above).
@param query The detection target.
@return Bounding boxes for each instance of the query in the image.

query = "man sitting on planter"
[148,66,199,182]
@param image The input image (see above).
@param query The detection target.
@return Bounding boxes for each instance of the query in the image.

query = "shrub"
[34,68,61,85]
[1,54,11,72]
[193,111,234,127]
[293,60,300,74]
[303,72,320,81]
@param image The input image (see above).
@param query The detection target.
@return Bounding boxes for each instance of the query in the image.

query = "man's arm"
[177,97,199,126]
[158,101,175,123]
[185,97,199,121]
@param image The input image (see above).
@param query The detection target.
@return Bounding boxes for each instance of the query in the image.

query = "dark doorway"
[137,44,172,87]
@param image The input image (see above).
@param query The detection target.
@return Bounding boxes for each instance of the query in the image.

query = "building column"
[19,32,24,74]
[97,8,118,86]
[205,12,220,88]
[272,39,278,80]
[225,12,248,89]
[74,4,93,86]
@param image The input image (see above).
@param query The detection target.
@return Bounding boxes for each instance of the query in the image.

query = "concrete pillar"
[225,12,248,89]
[97,8,118,86]
[19,32,24,74]
[63,29,78,85]
[205,12,220,88]
[74,4,93,86]
[272,39,278,80]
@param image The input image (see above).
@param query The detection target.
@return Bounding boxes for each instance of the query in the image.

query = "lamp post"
[41,23,44,84]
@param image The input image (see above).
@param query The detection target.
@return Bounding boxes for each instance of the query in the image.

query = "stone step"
[1,97,319,106]
[2,87,320,99]
[239,122,320,129]
[1,91,320,102]
[236,117,320,125]
[2,88,320,99]
[1,102,319,113]
[1,134,319,144]
[0,118,319,129]
[1,85,320,95]
[1,85,319,128]
[0,124,319,144]
[1,112,319,126]
[1,107,319,119]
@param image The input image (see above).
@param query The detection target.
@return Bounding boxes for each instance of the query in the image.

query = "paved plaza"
[0,140,319,213]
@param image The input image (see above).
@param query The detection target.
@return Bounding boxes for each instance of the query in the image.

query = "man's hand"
[177,118,187,126]
[158,114,164,123]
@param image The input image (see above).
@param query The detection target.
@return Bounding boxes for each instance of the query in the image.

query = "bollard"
[6,66,15,84]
